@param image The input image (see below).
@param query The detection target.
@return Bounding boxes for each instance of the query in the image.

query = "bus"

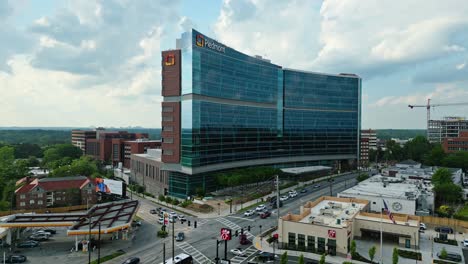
[162,253,193,264]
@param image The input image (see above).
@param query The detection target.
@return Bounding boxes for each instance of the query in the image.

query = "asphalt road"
[108,173,358,264]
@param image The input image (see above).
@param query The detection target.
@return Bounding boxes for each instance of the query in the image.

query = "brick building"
[443,131,468,153]
[123,139,161,168]
[15,176,96,210]
[71,129,97,152]
[85,131,150,166]
[360,137,369,167]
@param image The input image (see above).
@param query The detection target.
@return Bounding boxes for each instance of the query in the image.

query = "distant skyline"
[1,0,467,129]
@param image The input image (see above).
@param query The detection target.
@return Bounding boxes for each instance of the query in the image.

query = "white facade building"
[338,175,434,215]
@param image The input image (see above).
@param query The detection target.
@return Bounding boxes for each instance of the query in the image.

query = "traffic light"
[235,230,238,237]
[259,225,262,229]
[247,226,251,232]
[188,220,191,226]
[194,221,197,228]
[241,228,244,235]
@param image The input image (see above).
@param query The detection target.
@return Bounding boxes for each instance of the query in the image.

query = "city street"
[107,173,358,264]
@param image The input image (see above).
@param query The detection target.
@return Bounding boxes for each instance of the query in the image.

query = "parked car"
[176,232,185,241]
[33,230,51,236]
[300,189,307,193]
[435,226,454,234]
[230,248,246,256]
[169,217,176,223]
[244,210,255,217]
[271,200,283,209]
[17,241,39,248]
[419,223,426,230]
[132,220,142,227]
[169,212,178,219]
[40,228,56,234]
[289,191,297,198]
[463,239,468,247]
[158,217,164,225]
[280,195,289,201]
[314,184,321,188]
[179,215,186,223]
[29,233,49,241]
[150,209,157,214]
[260,211,271,219]
[122,257,140,264]
[5,255,27,263]
[257,252,277,261]
[437,251,462,262]
[255,204,266,211]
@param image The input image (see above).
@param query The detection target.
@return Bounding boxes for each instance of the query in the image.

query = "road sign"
[220,228,232,241]
[328,229,336,238]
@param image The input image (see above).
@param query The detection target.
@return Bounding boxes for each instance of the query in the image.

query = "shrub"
[171,199,180,205]
[136,185,145,193]
[157,230,168,238]
[158,195,165,202]
[397,249,422,260]
[434,237,458,246]
[439,247,448,259]
[180,200,192,208]
[357,173,369,182]
[393,248,398,264]
[165,196,172,204]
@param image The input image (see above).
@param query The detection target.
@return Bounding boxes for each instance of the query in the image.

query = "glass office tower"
[161,29,361,198]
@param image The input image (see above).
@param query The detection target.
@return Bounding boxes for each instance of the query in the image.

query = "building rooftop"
[125,139,161,143]
[339,175,431,200]
[282,196,369,228]
[281,166,332,175]
[132,148,162,162]
[15,176,92,194]
[397,160,420,166]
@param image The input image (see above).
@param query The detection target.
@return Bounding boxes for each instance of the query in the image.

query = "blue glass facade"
[163,29,361,198]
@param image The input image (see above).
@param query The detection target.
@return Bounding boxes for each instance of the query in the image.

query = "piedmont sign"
[220,228,232,241]
[196,34,226,53]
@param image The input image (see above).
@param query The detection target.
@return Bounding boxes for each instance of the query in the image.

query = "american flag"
[383,199,396,224]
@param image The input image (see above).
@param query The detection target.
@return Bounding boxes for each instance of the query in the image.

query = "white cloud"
[444,44,466,52]
[34,17,50,26]
[456,62,466,70]
[370,85,468,108]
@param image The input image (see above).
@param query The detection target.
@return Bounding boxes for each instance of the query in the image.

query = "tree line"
[369,135,468,171]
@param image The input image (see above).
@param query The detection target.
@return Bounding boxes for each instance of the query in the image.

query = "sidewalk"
[252,235,368,264]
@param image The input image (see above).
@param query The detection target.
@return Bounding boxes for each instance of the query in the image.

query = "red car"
[260,211,271,219]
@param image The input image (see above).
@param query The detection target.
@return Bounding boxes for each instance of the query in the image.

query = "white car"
[230,248,246,256]
[288,191,297,198]
[419,223,426,230]
[280,195,289,201]
[244,210,255,217]
[169,212,178,219]
[463,239,468,247]
[255,204,266,211]
[158,217,164,225]
[33,230,51,236]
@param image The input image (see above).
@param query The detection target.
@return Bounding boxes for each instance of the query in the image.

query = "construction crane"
[408,98,468,137]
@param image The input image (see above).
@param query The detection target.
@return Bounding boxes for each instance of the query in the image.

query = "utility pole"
[276,174,280,224]
[163,243,166,264]
[172,220,175,263]
[215,240,220,264]
[98,221,101,264]
[88,215,92,264]
[224,239,228,261]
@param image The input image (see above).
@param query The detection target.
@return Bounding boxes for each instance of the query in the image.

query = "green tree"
[403,136,431,162]
[442,151,468,172]
[43,144,82,168]
[357,173,369,182]
[435,183,463,204]
[350,240,357,258]
[424,144,446,166]
[368,245,376,262]
[319,253,326,264]
[280,251,288,264]
[431,168,453,185]
[392,248,398,264]
[440,247,448,259]
[13,143,43,159]
[437,205,455,217]
[385,140,404,161]
[298,254,304,264]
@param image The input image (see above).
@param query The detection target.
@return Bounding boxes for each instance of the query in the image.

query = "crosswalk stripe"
[177,242,214,264]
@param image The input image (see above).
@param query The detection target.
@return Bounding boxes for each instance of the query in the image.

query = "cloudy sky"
[1,0,468,129]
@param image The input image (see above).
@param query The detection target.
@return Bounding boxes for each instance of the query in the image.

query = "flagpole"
[380,198,383,264]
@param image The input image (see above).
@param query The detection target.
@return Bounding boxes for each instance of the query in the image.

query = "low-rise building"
[338,175,434,215]
[278,196,420,257]
[15,176,96,210]
[130,149,169,197]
